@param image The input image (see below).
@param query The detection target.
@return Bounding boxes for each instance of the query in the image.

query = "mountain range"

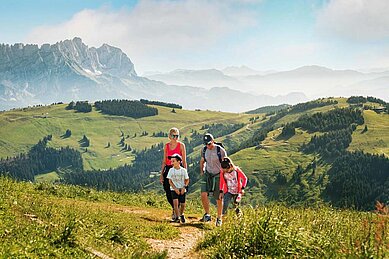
[0,38,306,112]
[147,65,389,100]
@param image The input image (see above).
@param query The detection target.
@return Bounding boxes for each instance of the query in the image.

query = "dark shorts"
[163,165,173,191]
[171,191,186,203]
[200,171,221,200]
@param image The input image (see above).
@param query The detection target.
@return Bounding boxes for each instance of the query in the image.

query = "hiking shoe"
[216,218,222,227]
[200,214,211,222]
[180,215,186,224]
[171,216,180,223]
[235,208,243,217]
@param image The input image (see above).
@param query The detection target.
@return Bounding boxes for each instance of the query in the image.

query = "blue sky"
[1,0,389,74]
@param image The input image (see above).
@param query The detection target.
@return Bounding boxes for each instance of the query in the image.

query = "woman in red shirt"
[160,127,187,220]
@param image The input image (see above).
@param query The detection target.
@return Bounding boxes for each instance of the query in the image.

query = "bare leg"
[201,192,210,214]
[180,203,186,215]
[173,199,180,219]
[217,198,223,219]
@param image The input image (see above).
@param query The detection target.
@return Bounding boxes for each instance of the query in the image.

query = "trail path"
[147,220,204,258]
[113,206,205,258]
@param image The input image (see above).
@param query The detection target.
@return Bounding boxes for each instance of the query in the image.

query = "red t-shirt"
[165,142,181,166]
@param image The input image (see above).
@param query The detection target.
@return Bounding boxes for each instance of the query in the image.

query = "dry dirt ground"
[114,206,206,258]
[147,220,204,258]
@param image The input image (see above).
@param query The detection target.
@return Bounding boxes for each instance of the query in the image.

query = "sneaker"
[180,215,186,224]
[216,218,222,227]
[235,208,243,217]
[200,214,211,222]
[171,216,180,223]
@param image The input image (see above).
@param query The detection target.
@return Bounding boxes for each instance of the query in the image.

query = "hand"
[241,189,245,195]
[180,188,186,195]
[159,175,164,184]
[175,188,180,195]
[219,193,224,200]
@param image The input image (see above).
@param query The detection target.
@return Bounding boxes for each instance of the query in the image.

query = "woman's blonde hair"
[169,127,179,136]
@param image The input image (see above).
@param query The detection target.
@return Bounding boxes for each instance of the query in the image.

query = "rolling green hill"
[0,97,388,209]
[0,103,250,170]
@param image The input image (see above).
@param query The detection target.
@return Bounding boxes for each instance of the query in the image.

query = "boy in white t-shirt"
[167,153,190,223]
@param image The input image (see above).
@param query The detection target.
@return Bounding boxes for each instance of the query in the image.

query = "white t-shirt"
[167,167,189,191]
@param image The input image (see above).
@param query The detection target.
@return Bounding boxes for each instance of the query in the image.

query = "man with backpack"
[199,133,226,227]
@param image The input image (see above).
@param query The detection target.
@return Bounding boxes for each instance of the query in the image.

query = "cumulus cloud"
[317,0,389,41]
[25,0,257,72]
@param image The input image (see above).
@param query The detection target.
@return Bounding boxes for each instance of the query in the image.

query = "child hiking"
[160,127,187,220]
[219,157,247,217]
[167,153,189,223]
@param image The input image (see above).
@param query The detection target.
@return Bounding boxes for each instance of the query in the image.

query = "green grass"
[0,176,208,258]
[0,104,251,170]
[2,176,388,258]
[276,98,348,127]
[34,171,60,183]
[198,204,388,258]
[231,127,315,174]
[349,110,389,157]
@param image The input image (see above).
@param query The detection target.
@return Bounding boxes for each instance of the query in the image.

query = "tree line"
[0,136,83,181]
[94,100,158,118]
[66,101,92,112]
[240,99,339,150]
[62,122,245,191]
[140,99,182,109]
[324,151,389,210]
[293,108,364,132]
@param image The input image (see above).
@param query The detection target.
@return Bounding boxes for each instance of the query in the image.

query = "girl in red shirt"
[219,157,247,218]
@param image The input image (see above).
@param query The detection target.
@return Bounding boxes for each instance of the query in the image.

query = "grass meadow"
[2,176,387,258]
[0,104,251,170]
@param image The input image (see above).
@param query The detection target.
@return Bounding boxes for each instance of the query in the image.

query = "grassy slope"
[0,176,208,258]
[349,110,389,156]
[2,177,387,258]
[232,98,388,175]
[0,104,250,170]
[229,100,348,177]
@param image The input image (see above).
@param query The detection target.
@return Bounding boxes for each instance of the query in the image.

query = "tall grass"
[0,176,191,257]
[197,204,388,258]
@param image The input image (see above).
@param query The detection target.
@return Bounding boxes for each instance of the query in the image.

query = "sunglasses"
[171,134,179,138]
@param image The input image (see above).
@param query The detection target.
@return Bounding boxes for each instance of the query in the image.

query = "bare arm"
[200,157,205,176]
[180,142,187,169]
[169,179,179,194]
[160,144,167,183]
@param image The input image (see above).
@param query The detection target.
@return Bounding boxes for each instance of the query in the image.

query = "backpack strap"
[202,146,207,162]
[203,144,223,163]
[216,145,222,163]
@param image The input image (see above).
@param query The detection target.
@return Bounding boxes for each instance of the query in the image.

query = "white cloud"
[25,0,257,72]
[317,0,389,41]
